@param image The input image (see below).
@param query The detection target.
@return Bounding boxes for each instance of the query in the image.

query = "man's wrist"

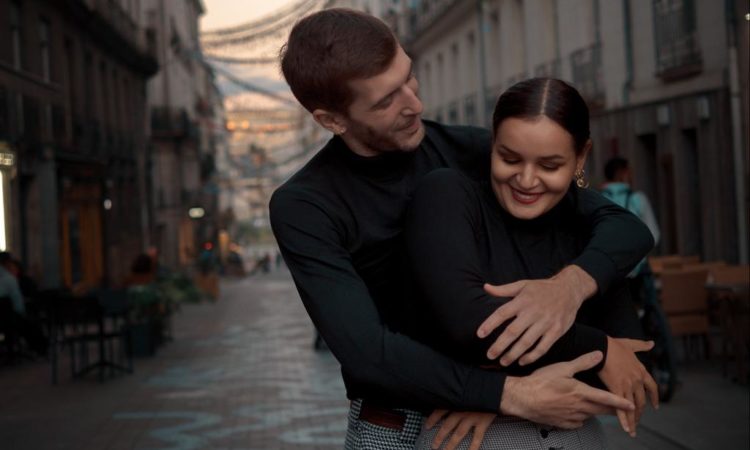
[556,265,597,303]
[499,376,523,416]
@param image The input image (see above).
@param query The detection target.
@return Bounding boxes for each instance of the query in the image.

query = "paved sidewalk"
[0,271,349,450]
[0,269,747,449]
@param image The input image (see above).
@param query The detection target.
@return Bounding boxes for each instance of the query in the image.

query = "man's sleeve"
[269,187,504,412]
[571,188,655,293]
[404,170,608,372]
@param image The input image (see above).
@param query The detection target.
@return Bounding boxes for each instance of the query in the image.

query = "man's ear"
[312,109,348,135]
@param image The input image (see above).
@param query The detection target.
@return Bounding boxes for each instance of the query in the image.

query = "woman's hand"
[599,337,660,437]
[424,409,496,450]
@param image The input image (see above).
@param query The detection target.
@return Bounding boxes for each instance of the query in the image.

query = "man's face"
[340,46,425,157]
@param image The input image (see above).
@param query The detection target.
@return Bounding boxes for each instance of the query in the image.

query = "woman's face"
[491,116,589,220]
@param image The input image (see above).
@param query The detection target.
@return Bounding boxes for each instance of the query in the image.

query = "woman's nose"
[516,165,537,189]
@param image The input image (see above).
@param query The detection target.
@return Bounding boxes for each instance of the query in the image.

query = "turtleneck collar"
[332,135,418,181]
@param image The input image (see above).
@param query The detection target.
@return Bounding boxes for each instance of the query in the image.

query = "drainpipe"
[476,0,489,127]
[622,0,633,105]
[726,0,748,263]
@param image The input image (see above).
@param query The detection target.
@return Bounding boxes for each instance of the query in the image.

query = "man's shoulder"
[423,120,491,147]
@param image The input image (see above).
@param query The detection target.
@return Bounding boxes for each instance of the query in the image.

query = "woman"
[405,78,657,450]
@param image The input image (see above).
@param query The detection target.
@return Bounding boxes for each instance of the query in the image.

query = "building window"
[84,52,94,120]
[448,101,458,125]
[570,44,605,110]
[0,87,8,138]
[434,108,443,124]
[652,0,702,80]
[39,19,51,82]
[464,95,476,126]
[10,1,23,70]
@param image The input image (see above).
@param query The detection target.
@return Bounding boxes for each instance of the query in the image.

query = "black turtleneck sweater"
[404,169,646,380]
[269,120,653,412]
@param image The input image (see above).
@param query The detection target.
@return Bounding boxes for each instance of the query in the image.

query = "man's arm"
[269,187,504,412]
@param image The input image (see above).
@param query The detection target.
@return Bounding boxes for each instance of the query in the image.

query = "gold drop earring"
[575,168,589,189]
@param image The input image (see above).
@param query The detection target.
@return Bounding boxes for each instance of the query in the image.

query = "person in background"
[601,157,660,305]
[0,252,25,316]
[0,252,47,356]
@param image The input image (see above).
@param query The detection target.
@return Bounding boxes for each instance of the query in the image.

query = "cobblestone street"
[0,271,348,450]
[1,269,748,450]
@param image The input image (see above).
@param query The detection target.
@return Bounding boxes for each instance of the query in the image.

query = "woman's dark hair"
[492,78,590,155]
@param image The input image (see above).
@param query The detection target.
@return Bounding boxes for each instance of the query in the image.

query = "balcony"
[399,0,464,43]
[653,0,702,81]
[77,0,158,76]
[534,59,562,79]
[151,107,192,139]
[570,44,605,110]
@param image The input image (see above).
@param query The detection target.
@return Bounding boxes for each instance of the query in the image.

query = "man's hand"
[478,265,597,366]
[424,409,495,450]
[499,351,634,429]
[599,337,660,437]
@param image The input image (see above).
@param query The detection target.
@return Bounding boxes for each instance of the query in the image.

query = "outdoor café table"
[706,282,750,383]
[47,289,133,384]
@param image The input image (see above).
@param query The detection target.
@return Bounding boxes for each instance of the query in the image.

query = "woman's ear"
[577,139,593,172]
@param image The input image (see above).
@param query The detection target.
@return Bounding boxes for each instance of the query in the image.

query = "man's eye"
[376,97,393,109]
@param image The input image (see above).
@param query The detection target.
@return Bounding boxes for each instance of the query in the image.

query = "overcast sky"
[200,0,297,105]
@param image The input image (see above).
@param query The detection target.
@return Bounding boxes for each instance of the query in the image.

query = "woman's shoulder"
[411,169,484,217]
[417,168,478,195]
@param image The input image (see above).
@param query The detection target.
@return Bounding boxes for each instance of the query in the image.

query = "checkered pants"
[344,399,425,449]
[415,415,607,450]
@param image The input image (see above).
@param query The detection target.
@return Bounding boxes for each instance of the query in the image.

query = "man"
[271,9,653,449]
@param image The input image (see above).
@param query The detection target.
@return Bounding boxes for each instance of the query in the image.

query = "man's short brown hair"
[280,8,398,114]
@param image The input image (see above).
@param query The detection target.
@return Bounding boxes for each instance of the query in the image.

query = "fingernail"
[487,351,496,359]
[478,329,486,338]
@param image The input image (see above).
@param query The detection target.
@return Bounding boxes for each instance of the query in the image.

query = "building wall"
[0,0,155,288]
[395,0,746,263]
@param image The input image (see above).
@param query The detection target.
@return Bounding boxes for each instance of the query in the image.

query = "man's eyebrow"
[371,61,414,110]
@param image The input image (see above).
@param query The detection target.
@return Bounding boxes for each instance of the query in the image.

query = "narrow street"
[0,270,348,450]
[1,269,747,450]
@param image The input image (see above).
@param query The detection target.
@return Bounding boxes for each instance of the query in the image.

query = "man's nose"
[402,86,423,115]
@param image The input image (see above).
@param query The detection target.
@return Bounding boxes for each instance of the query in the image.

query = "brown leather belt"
[358,401,407,431]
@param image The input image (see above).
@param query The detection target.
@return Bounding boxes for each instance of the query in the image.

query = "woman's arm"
[404,169,607,369]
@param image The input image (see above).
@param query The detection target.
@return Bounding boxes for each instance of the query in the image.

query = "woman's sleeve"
[405,169,608,368]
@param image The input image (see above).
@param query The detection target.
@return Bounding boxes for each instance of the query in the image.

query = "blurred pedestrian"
[601,157,660,305]
[0,252,47,356]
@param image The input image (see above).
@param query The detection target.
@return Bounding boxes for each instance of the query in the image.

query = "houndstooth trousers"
[416,415,608,450]
[344,399,425,449]
[344,399,608,449]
